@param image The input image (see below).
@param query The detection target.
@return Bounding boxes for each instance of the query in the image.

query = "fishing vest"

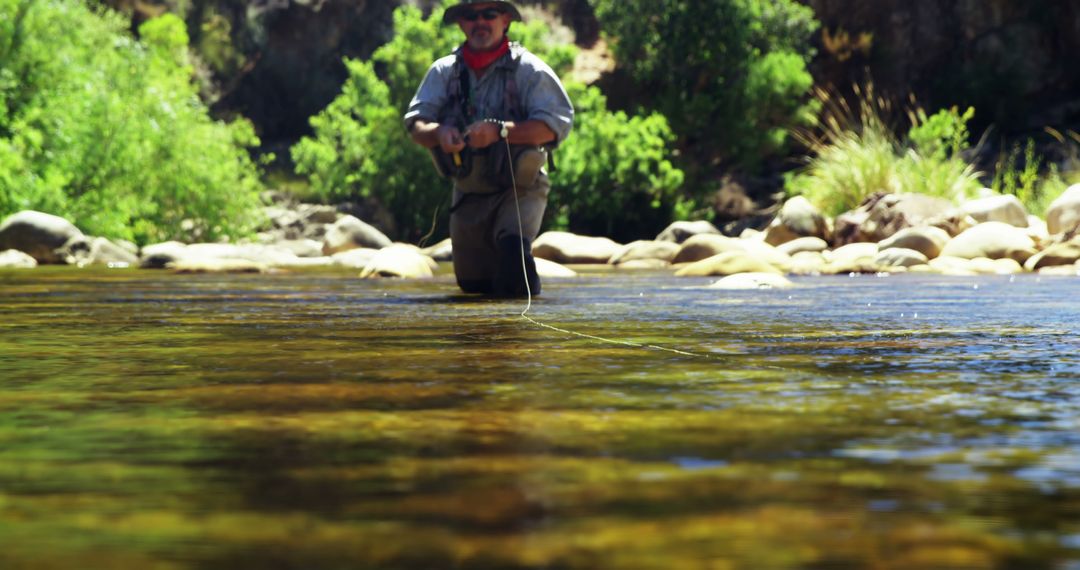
[429,44,549,194]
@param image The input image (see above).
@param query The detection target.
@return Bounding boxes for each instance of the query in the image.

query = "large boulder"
[833,193,965,246]
[656,220,721,244]
[675,251,782,277]
[0,249,37,268]
[331,248,380,268]
[140,241,189,269]
[764,196,830,246]
[940,221,1037,263]
[359,245,435,279]
[877,226,951,259]
[608,240,680,265]
[959,193,1029,227]
[1046,183,1080,236]
[322,215,392,255]
[536,258,577,278]
[0,210,84,264]
[532,231,622,264]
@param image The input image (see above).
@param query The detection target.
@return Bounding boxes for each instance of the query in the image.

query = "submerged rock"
[709,272,793,289]
[675,251,781,277]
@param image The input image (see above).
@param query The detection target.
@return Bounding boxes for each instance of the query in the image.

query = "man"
[404,0,574,297]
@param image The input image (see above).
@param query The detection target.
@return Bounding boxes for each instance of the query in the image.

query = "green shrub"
[0,0,263,243]
[592,0,819,172]
[292,1,683,242]
[548,83,683,242]
[787,87,981,216]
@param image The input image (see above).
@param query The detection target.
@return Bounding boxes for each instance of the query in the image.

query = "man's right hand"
[437,125,466,154]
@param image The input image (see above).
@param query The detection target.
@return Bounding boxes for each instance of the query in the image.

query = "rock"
[960,193,1029,227]
[536,258,577,277]
[1038,264,1080,276]
[777,236,829,256]
[788,251,828,275]
[421,238,453,262]
[709,272,794,289]
[332,248,380,268]
[737,240,793,272]
[608,240,680,265]
[1046,183,1080,236]
[359,245,435,279]
[940,221,1037,263]
[140,241,189,269]
[671,234,746,263]
[874,247,928,268]
[764,196,830,245]
[1023,238,1080,270]
[928,256,979,276]
[967,257,1023,275]
[275,239,324,258]
[656,220,722,243]
[532,231,622,264]
[833,192,964,246]
[1026,215,1049,243]
[675,251,782,277]
[0,210,84,264]
[322,215,392,255]
[877,226,951,259]
[615,259,671,270]
[298,203,340,225]
[59,236,140,267]
[169,258,266,273]
[826,242,879,264]
[0,249,37,268]
[184,243,303,267]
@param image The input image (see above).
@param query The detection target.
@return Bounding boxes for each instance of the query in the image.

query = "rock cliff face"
[808,0,1080,131]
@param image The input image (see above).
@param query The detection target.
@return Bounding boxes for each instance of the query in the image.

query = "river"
[1,266,1079,569]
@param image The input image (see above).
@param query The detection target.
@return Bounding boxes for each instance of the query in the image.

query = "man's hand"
[464,120,503,149]
[437,125,466,154]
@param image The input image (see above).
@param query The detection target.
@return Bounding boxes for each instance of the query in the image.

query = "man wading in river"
[404,0,573,297]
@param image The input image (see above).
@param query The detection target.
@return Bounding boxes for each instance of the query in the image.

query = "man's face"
[457,3,511,51]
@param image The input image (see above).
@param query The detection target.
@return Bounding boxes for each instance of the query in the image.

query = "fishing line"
[502,137,707,359]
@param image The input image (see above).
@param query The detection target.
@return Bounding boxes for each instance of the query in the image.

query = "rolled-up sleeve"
[518,56,574,147]
[404,56,454,132]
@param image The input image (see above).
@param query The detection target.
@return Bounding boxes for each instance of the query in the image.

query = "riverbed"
[1,266,1078,569]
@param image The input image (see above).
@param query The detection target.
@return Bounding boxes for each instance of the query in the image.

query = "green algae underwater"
[1,266,1079,569]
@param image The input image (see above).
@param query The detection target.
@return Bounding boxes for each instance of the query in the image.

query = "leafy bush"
[549,83,683,241]
[592,0,819,171]
[0,0,263,243]
[787,87,982,216]
[292,1,683,242]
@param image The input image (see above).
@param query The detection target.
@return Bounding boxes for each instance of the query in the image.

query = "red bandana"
[460,37,510,71]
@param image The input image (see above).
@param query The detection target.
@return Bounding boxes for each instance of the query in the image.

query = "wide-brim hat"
[442,1,523,25]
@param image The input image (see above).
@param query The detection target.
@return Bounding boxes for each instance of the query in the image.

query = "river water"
[1,266,1079,569]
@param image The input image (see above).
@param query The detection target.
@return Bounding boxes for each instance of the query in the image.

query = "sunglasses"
[460,7,505,21]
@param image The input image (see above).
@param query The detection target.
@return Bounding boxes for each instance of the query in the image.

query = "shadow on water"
[1,268,1080,568]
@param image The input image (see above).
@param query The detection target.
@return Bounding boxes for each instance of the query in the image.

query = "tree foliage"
[292,1,683,242]
[0,0,263,243]
[592,0,819,171]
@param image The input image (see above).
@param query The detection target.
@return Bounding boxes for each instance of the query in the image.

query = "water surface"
[1,267,1079,569]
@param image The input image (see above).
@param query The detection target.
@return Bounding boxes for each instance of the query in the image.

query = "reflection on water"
[1,266,1079,569]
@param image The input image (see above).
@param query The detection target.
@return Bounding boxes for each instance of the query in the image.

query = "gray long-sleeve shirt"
[404,44,574,147]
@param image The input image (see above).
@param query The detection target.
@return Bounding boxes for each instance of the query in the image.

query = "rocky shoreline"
[2,185,1079,287]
